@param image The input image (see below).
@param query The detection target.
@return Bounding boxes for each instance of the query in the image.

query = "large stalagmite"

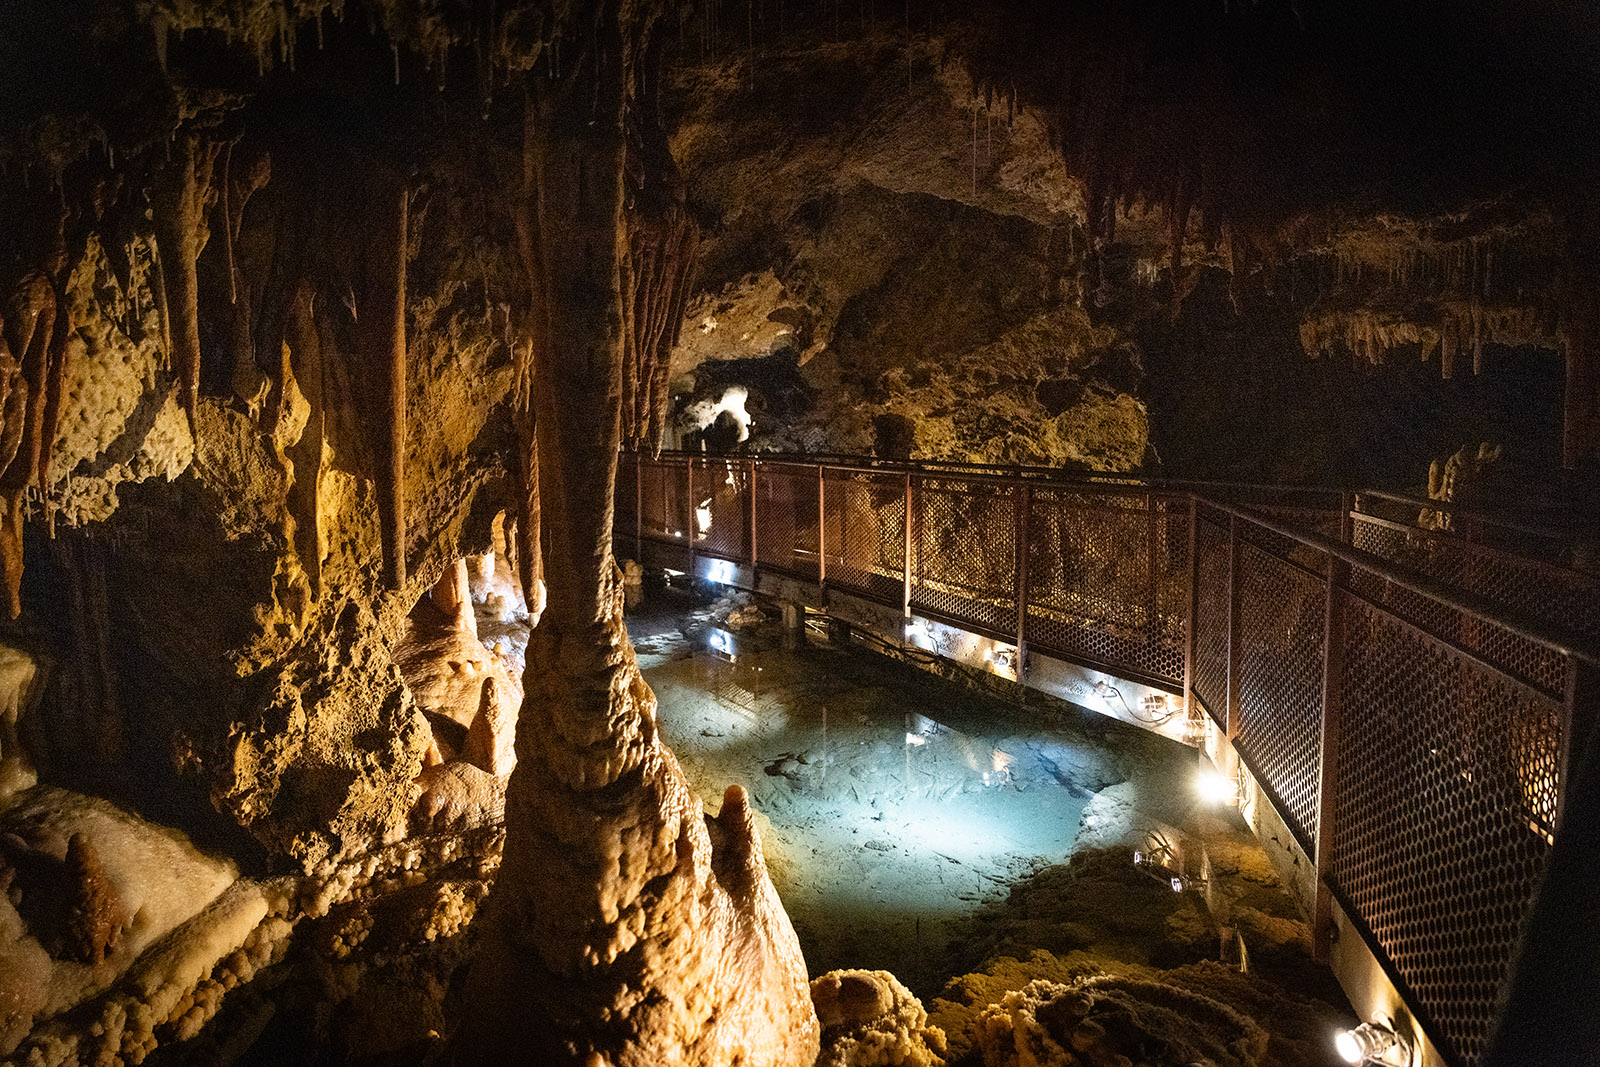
[453,5,819,1064]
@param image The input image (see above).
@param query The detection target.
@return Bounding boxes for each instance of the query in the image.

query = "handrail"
[1199,496,1600,666]
[635,447,1345,498]
[1350,512,1596,583]
[1357,487,1597,543]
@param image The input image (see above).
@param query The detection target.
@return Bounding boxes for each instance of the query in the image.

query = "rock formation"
[0,0,1592,1063]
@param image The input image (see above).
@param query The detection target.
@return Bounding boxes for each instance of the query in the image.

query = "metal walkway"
[617,450,1599,1067]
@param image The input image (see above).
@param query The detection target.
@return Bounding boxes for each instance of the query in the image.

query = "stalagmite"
[431,558,478,640]
[453,6,818,1063]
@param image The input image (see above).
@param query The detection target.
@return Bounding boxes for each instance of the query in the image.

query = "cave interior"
[0,2,1597,1066]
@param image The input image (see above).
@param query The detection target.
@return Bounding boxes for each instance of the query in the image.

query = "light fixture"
[1335,1015,1411,1066]
[1132,829,1189,891]
[708,628,737,661]
[904,618,933,649]
[1195,767,1243,806]
[1184,703,1209,746]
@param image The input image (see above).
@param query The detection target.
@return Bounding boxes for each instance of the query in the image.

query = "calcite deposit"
[0,0,1591,1063]
[813,970,949,1067]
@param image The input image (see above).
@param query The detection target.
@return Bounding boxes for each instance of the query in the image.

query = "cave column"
[452,7,817,1064]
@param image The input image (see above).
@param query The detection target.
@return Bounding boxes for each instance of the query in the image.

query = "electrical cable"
[1095,681,1178,726]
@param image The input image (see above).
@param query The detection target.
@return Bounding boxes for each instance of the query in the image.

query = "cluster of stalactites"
[622,206,699,452]
[0,124,270,619]
[141,0,574,118]
[0,194,72,618]
[1297,302,1556,378]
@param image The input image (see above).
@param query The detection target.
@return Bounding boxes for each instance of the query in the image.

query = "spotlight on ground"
[1195,767,1241,806]
[1335,1016,1410,1065]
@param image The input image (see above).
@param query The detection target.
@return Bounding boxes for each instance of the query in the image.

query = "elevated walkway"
[617,450,1600,1067]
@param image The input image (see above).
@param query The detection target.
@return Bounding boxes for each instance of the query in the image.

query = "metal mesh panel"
[911,476,1017,635]
[692,458,749,562]
[1191,513,1230,723]
[1253,504,1344,540]
[1233,542,1326,849]
[1332,596,1560,1067]
[639,457,690,543]
[1024,490,1187,685]
[822,469,906,606]
[1352,517,1583,697]
[753,463,819,579]
[1239,517,1330,577]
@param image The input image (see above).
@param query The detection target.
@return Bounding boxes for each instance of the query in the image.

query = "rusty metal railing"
[617,449,1597,1067]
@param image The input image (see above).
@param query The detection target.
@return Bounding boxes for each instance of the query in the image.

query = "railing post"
[1314,556,1349,960]
[1226,514,1242,741]
[1015,481,1031,673]
[749,458,759,579]
[1339,489,1355,544]
[1559,654,1599,831]
[1184,496,1199,719]
[1146,491,1159,636]
[817,464,827,605]
[686,457,695,579]
[902,471,913,621]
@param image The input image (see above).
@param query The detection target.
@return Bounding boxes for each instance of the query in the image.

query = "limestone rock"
[814,969,948,1067]
[978,976,1269,1067]
[0,644,42,809]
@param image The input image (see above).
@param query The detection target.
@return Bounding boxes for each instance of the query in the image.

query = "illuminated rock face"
[813,969,949,1067]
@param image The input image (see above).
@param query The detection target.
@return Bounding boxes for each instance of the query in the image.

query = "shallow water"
[628,591,1198,993]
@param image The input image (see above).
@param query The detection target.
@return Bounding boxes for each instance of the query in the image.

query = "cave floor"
[627,585,1221,996]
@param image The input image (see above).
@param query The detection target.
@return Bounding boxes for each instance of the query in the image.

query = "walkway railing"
[616,450,1597,1067]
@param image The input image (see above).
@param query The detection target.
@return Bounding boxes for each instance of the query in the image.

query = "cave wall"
[0,0,1595,1061]
[661,4,1587,489]
[0,6,531,869]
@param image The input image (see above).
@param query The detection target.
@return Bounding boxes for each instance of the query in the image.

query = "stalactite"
[620,41,701,452]
[1298,302,1552,377]
[219,142,237,305]
[509,94,547,612]
[2,276,58,498]
[0,183,72,618]
[36,296,71,516]
[150,132,221,436]
[282,279,326,600]
[0,337,26,620]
